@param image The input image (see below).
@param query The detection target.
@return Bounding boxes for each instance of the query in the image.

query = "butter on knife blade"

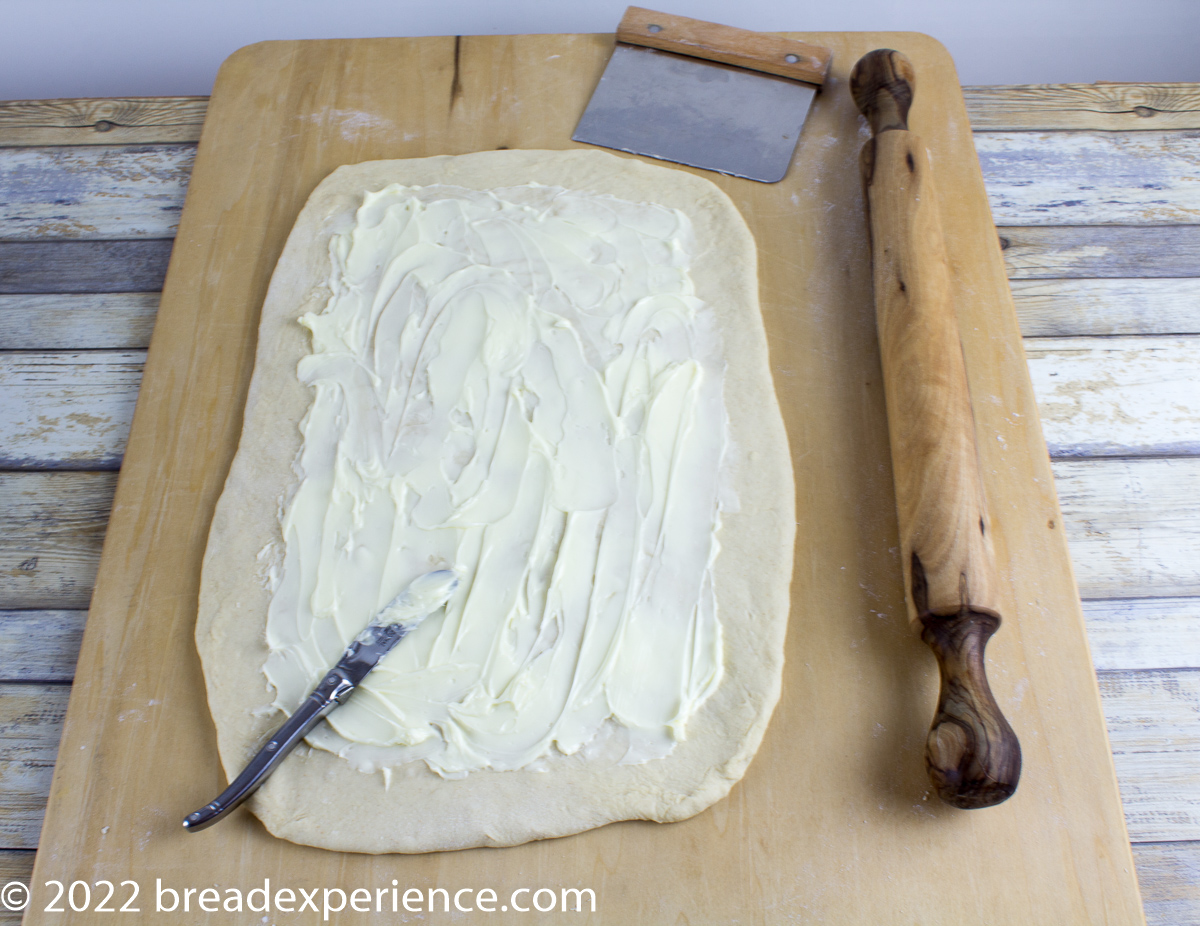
[183,568,459,832]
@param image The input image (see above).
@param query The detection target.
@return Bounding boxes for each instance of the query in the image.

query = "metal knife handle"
[850,48,1021,809]
[182,669,355,832]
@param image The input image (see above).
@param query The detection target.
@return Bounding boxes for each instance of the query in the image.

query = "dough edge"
[195,149,795,854]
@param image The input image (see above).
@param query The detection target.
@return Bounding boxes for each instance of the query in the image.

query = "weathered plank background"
[0,82,1198,923]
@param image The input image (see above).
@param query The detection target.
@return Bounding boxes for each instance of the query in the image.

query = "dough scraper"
[183,568,458,832]
[573,6,832,183]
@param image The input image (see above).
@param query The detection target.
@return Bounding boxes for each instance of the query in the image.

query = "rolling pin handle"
[918,604,1022,808]
[849,48,914,136]
[911,553,1020,808]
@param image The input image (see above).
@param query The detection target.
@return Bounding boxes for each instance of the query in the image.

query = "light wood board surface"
[23,33,1144,924]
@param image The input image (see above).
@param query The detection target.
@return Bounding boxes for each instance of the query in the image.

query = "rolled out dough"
[195,149,795,853]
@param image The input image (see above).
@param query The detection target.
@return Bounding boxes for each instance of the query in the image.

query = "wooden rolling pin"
[849,49,1021,809]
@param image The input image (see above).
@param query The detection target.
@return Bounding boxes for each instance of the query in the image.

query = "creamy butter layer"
[263,181,729,779]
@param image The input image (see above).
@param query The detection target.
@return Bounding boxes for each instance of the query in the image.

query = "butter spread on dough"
[262,182,730,779]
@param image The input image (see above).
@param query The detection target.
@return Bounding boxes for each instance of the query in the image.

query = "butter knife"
[183,568,458,832]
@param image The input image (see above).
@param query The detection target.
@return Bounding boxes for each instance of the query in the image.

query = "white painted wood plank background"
[0,145,192,239]
[0,612,84,682]
[976,131,1200,225]
[1027,336,1200,457]
[0,685,67,850]
[0,473,116,610]
[0,351,144,468]
[0,294,158,350]
[1132,841,1200,926]
[1012,279,1200,337]
[1101,670,1200,843]
[1053,459,1200,599]
[1084,597,1200,671]
[1000,225,1200,279]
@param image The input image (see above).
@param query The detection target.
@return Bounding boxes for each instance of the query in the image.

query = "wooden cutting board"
[26,31,1145,924]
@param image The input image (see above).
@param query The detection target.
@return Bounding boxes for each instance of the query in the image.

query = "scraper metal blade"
[573,7,832,183]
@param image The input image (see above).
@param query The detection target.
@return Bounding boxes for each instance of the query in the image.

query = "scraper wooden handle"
[617,7,831,85]
[850,49,1021,809]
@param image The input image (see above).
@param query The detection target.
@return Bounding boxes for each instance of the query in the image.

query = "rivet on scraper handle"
[850,49,1022,809]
